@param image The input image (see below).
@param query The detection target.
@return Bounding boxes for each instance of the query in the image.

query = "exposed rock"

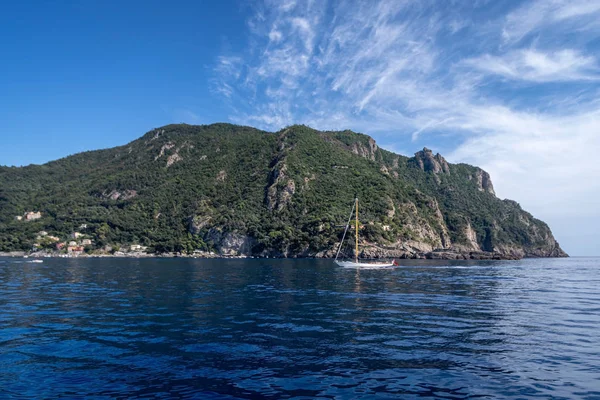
[427,197,451,248]
[386,196,395,218]
[265,132,296,211]
[216,170,227,182]
[103,189,138,201]
[395,201,449,251]
[471,168,495,195]
[146,129,165,143]
[119,190,137,200]
[24,211,42,221]
[155,142,175,160]
[424,250,517,260]
[205,228,256,256]
[188,215,212,235]
[302,174,316,190]
[413,148,450,175]
[166,152,183,167]
[351,137,378,161]
[463,220,480,251]
[277,180,296,211]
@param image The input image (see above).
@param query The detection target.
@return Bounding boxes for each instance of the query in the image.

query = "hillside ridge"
[0,123,567,259]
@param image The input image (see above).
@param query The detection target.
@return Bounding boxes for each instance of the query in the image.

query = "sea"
[0,257,599,399]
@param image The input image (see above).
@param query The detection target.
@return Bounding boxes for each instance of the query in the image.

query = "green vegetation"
[0,123,565,257]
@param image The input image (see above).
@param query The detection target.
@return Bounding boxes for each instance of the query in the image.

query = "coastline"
[0,249,536,260]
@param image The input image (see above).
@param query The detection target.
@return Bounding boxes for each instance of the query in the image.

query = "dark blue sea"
[1,257,599,399]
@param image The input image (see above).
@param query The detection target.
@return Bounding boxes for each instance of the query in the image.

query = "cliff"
[0,123,567,259]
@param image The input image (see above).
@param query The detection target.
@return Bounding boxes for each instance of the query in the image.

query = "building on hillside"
[68,241,77,246]
[47,236,60,242]
[25,212,42,221]
[56,242,66,250]
[130,244,147,252]
[71,232,82,239]
[82,239,92,246]
[67,246,84,254]
[15,216,23,221]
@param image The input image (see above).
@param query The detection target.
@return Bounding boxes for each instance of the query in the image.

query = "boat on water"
[334,198,397,268]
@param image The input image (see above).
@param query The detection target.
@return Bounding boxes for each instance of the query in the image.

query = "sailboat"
[334,198,397,268]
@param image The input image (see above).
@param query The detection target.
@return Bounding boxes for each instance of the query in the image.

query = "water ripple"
[0,257,599,399]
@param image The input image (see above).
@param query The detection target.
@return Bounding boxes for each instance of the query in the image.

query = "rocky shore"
[0,248,561,260]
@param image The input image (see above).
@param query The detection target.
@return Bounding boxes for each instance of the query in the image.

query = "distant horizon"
[2,0,599,256]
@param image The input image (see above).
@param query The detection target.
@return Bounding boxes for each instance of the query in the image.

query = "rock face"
[265,132,296,211]
[413,148,450,174]
[351,137,379,161]
[102,189,138,201]
[205,228,256,256]
[471,168,495,195]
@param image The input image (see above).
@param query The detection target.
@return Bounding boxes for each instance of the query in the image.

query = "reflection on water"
[1,257,599,399]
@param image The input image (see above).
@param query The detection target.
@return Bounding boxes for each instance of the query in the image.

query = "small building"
[38,231,48,236]
[130,244,147,252]
[68,241,77,246]
[15,216,23,221]
[67,246,84,254]
[25,212,42,221]
[79,224,88,230]
[47,236,60,242]
[71,232,82,239]
[82,239,92,246]
[56,242,66,250]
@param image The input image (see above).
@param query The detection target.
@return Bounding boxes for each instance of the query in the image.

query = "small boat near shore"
[334,198,397,269]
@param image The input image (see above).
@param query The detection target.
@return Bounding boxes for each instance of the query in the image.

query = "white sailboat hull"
[334,260,396,268]
[334,198,397,269]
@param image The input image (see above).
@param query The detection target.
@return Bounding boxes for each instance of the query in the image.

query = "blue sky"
[2,0,600,255]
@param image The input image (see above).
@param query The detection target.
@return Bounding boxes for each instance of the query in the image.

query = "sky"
[1,0,599,255]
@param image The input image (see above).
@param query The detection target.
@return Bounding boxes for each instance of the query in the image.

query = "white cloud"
[464,49,599,82]
[502,0,600,43]
[268,29,282,42]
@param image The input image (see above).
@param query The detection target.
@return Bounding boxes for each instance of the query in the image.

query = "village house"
[15,216,23,221]
[68,241,77,246]
[82,239,92,246]
[25,211,42,221]
[47,236,60,242]
[56,242,66,250]
[67,246,84,254]
[71,232,82,239]
[38,231,48,236]
[130,244,147,252]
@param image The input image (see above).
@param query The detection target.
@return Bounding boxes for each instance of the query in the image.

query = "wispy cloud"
[502,0,600,44]
[463,49,599,82]
[213,0,600,254]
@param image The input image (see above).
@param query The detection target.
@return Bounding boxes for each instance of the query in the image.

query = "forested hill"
[0,123,567,259]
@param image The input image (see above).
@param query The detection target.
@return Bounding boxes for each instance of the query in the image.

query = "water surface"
[1,257,599,399]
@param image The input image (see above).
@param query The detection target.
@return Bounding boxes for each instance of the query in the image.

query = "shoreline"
[0,250,557,261]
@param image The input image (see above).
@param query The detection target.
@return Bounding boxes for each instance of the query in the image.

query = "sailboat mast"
[355,197,359,263]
